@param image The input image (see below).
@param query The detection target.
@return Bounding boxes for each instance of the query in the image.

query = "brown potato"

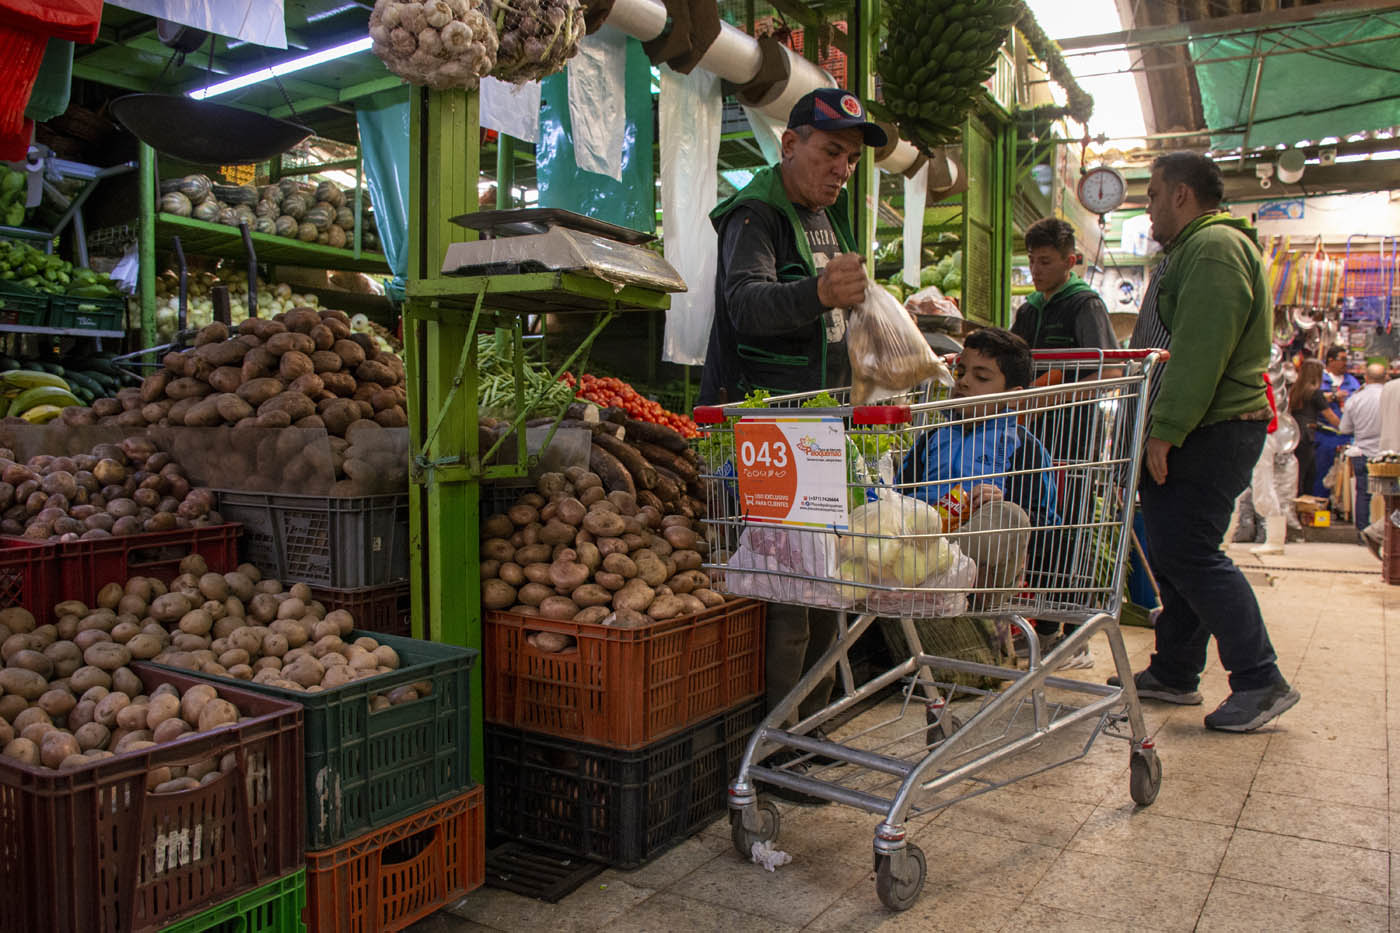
[196,698,238,731]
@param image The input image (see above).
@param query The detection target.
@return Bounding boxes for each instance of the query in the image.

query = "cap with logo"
[786,88,888,148]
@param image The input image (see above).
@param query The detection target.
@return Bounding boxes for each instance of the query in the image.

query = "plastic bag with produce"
[847,279,951,403]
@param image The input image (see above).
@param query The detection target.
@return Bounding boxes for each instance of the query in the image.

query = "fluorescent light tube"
[188,37,373,100]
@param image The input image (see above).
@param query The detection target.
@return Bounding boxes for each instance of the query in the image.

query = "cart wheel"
[875,843,927,911]
[730,800,780,858]
[1129,749,1162,806]
[925,708,963,747]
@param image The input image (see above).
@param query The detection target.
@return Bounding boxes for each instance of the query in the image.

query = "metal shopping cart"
[694,349,1165,910]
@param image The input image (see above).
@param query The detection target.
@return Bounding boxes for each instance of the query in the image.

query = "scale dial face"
[1077,166,1127,214]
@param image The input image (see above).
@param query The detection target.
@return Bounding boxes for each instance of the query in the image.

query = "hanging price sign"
[732,417,849,529]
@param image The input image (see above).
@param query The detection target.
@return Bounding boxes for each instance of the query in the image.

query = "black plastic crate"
[215,491,409,588]
[485,699,762,869]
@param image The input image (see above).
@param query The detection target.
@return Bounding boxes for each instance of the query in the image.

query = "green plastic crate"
[47,293,125,332]
[154,631,478,850]
[159,869,306,933]
[0,282,49,327]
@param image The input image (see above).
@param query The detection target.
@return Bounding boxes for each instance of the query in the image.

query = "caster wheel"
[875,843,927,911]
[925,707,963,747]
[1129,749,1162,806]
[730,799,780,858]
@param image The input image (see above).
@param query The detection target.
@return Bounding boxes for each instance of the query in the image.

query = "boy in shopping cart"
[884,328,1062,673]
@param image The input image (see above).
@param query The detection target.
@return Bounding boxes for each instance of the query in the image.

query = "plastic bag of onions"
[488,0,584,83]
[369,0,499,90]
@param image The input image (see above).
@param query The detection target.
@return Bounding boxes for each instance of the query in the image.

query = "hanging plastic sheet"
[104,0,286,48]
[742,104,784,164]
[480,76,541,144]
[537,36,654,233]
[659,64,721,365]
[567,26,627,181]
[355,89,411,302]
[24,39,73,124]
[901,161,928,289]
[0,0,99,159]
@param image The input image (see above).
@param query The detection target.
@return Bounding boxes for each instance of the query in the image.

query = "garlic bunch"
[369,0,500,90]
[488,0,585,83]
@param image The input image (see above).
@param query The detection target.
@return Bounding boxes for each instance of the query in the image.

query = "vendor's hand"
[817,252,867,309]
[1146,437,1173,485]
[970,484,1003,508]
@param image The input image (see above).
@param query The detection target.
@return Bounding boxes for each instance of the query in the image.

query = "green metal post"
[496,135,515,209]
[137,141,157,347]
[405,85,484,784]
[852,0,879,264]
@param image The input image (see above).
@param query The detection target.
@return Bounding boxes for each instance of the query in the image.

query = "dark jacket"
[1011,274,1116,351]
[698,165,855,404]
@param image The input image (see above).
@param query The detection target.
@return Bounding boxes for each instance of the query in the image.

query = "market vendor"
[1313,344,1359,498]
[697,88,885,777]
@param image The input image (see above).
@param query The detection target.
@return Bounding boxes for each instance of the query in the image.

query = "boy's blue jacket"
[896,414,1061,529]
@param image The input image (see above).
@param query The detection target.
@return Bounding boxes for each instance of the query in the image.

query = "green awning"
[1193,18,1400,150]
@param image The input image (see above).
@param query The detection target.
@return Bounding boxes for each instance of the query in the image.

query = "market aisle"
[414,542,1394,932]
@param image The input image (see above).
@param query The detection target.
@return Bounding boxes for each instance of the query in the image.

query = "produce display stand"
[402,87,679,786]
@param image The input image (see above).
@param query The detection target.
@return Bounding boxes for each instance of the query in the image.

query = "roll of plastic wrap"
[876,139,922,176]
[604,0,667,42]
[754,45,836,121]
[695,22,763,84]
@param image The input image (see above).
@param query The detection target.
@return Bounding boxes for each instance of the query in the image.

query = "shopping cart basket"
[694,349,1165,911]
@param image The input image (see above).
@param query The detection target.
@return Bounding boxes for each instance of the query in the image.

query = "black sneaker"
[1204,682,1300,732]
[1107,669,1203,705]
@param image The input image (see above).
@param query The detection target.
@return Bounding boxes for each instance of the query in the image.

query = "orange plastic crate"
[305,786,483,933]
[484,598,765,749]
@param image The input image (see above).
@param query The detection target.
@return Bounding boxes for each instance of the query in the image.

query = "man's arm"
[1009,305,1036,344]
[1339,396,1355,435]
[1148,251,1259,447]
[720,206,828,338]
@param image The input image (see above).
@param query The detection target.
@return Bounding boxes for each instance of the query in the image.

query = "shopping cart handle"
[692,404,914,425]
[1032,348,1170,362]
[694,406,727,424]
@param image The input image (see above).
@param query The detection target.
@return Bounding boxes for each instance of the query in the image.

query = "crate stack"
[482,599,766,869]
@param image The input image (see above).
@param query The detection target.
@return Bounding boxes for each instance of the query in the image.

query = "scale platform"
[441,208,687,295]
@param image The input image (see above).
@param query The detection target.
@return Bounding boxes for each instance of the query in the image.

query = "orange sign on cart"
[733,416,849,529]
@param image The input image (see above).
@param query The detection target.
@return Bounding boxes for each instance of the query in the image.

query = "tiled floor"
[413,541,1395,932]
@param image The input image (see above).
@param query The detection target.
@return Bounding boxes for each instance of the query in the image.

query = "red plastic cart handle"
[1032,348,1170,362]
[692,404,913,425]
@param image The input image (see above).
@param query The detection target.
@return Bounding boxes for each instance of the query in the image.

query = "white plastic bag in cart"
[847,280,952,404]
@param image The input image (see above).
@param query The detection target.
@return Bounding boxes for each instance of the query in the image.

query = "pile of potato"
[65,308,407,437]
[0,435,221,541]
[480,466,724,647]
[0,604,251,782]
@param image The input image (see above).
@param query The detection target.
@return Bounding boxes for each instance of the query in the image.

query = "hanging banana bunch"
[870,0,1025,155]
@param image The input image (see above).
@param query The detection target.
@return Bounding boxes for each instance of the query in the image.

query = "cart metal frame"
[696,349,1165,910]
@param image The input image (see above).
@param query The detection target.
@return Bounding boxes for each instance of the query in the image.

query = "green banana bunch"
[874,0,1025,154]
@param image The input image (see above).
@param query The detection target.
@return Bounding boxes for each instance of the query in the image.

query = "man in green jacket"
[1115,152,1299,732]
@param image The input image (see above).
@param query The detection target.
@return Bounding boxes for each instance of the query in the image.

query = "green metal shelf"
[406,271,672,317]
[155,213,390,274]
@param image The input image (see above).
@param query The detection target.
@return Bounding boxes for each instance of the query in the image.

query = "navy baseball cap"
[787,88,888,148]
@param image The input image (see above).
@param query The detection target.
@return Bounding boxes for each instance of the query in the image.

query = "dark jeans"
[1351,455,1371,530]
[1312,430,1350,498]
[1140,420,1284,693]
[765,604,839,725]
[1294,426,1316,496]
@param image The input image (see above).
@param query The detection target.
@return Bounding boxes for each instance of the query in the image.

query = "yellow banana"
[20,404,63,423]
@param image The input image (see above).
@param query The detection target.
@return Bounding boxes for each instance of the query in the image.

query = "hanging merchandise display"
[357,88,413,301]
[536,35,654,232]
[489,0,585,83]
[369,0,500,90]
[104,0,286,47]
[660,63,722,365]
[0,0,100,159]
[480,75,542,142]
[870,0,1021,154]
[567,26,627,182]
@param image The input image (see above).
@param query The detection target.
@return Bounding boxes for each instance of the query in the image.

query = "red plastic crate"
[305,786,484,933]
[52,524,241,607]
[310,582,411,639]
[0,664,304,933]
[484,598,765,750]
[0,537,56,617]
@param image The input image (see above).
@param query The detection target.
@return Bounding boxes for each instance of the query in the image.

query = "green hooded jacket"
[1148,211,1272,446]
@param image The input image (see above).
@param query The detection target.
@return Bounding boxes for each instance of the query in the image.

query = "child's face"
[953,347,1009,399]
